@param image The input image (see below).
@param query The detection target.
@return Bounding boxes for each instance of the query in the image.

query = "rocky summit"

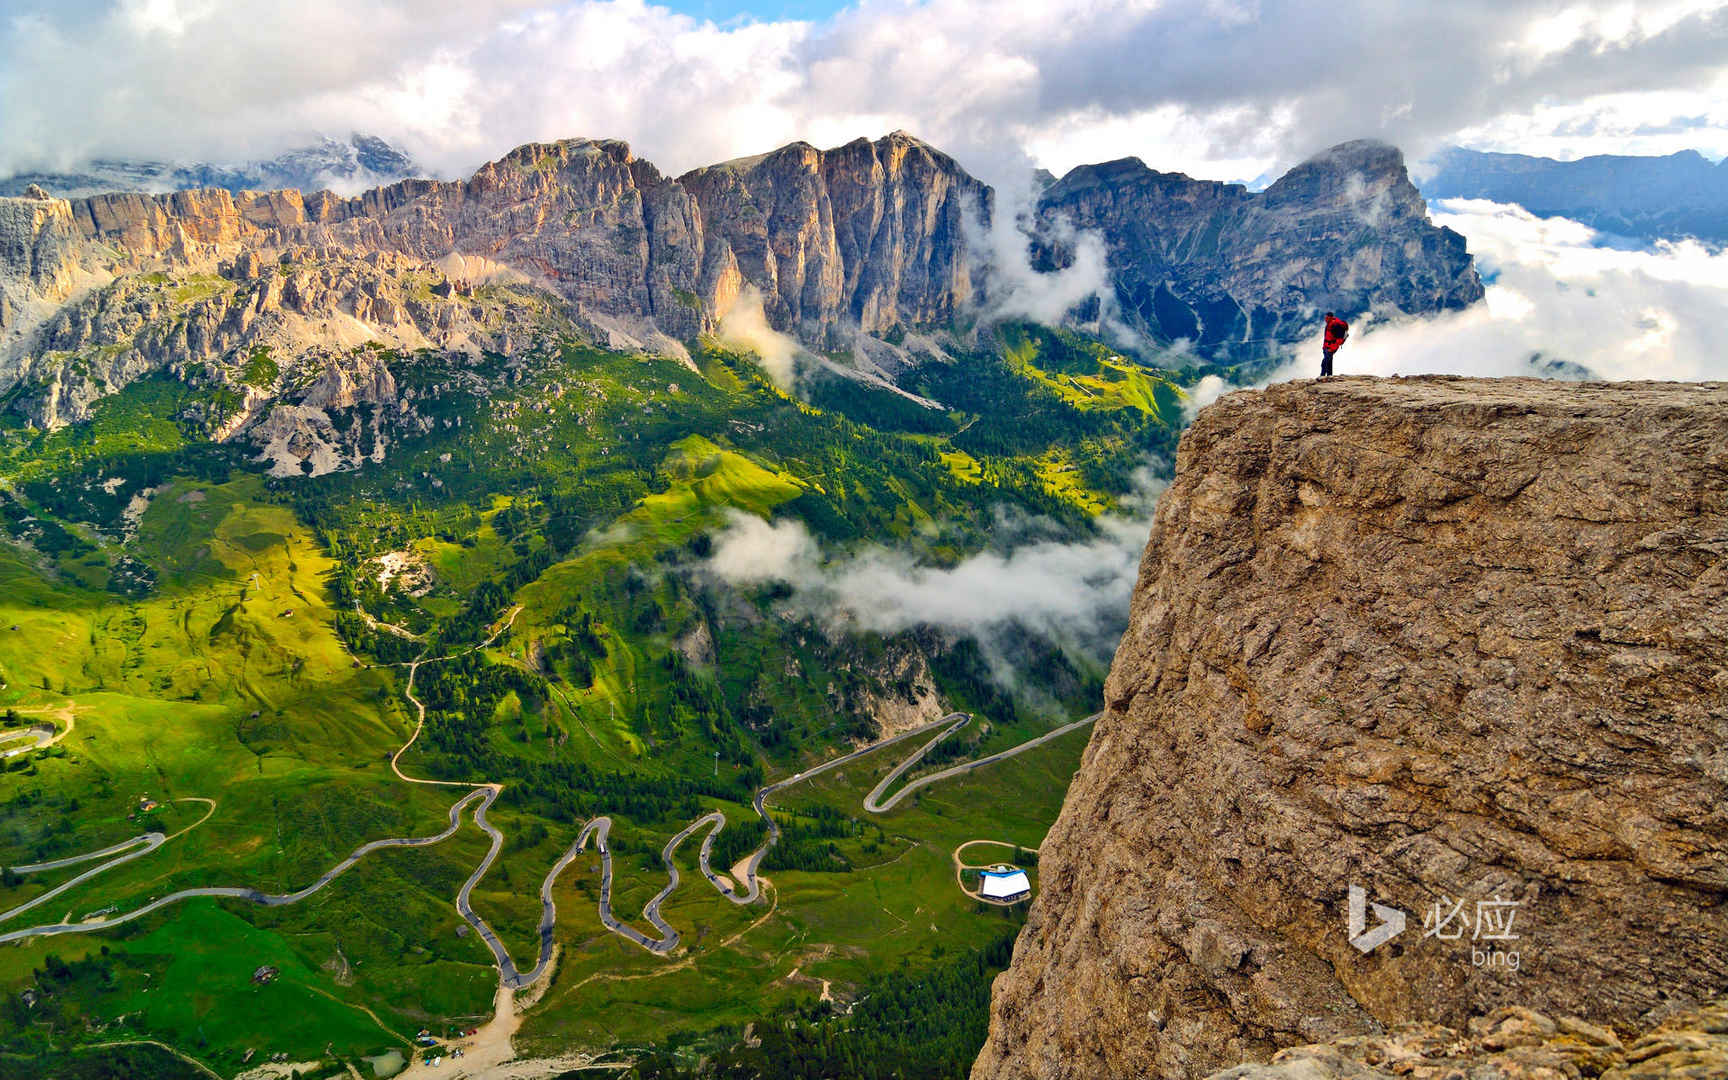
[1037,141,1482,361]
[972,377,1728,1080]
[0,133,1479,440]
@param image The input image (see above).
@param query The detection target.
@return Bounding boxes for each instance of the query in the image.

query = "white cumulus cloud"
[3,1,1726,189]
[705,468,1167,670]
[1264,199,1728,384]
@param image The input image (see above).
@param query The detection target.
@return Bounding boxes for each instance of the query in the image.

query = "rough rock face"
[0,186,90,333]
[681,132,987,338]
[1038,141,1483,360]
[1207,998,1728,1080]
[973,377,1728,1080]
[10,244,563,429]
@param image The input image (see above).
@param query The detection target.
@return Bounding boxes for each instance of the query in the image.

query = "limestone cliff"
[1037,141,1482,360]
[0,134,1486,442]
[0,185,98,336]
[973,377,1728,1080]
[681,131,986,339]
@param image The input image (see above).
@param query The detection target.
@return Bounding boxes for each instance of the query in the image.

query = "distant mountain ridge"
[0,131,1480,432]
[0,133,422,200]
[1040,140,1481,363]
[1423,145,1728,243]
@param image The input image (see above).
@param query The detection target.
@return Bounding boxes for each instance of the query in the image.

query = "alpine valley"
[0,131,1481,1079]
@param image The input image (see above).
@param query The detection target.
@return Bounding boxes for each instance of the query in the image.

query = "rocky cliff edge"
[973,376,1728,1080]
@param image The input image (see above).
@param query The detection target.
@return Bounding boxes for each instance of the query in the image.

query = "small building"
[979,865,1031,904]
[251,965,278,985]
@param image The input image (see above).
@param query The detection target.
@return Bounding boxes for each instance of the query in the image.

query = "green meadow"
[0,325,1190,1074]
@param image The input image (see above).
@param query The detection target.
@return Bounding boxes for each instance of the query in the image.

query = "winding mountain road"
[0,725,54,759]
[0,789,491,945]
[0,603,1097,993]
[864,713,1101,813]
[0,833,166,926]
[572,710,1099,954]
[0,706,74,759]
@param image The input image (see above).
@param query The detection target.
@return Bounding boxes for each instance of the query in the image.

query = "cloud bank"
[967,181,1118,329]
[1265,199,1728,384]
[715,286,803,389]
[705,471,1166,674]
[4,1,1726,189]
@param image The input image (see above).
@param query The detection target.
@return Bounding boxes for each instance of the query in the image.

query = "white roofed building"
[978,865,1031,904]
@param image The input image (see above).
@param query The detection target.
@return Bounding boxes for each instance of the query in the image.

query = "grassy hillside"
[0,324,1198,1074]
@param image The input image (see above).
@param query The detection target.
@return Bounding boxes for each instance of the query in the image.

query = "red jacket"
[1324,315,1350,351]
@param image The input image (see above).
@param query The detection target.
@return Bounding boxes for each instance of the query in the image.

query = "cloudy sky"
[2,0,1726,186]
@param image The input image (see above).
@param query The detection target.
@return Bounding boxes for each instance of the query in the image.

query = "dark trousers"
[1321,347,1337,377]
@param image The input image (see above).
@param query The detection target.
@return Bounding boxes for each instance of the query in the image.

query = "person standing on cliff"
[1321,312,1349,377]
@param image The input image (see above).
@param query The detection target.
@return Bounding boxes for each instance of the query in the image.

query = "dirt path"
[356,603,426,643]
[951,839,1034,903]
[0,700,77,758]
[391,606,522,788]
[302,983,413,1047]
[82,1039,223,1080]
[166,796,218,841]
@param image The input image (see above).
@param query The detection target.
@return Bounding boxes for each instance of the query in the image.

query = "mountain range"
[0,131,1480,440]
[1423,145,1728,243]
[16,127,1724,1080]
[0,133,421,202]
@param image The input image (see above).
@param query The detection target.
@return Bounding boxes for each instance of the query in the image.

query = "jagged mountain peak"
[1037,138,1477,356]
[1044,156,1243,200]
[0,129,1482,432]
[685,130,967,181]
[488,137,637,168]
[1261,139,1424,212]
[1302,136,1404,164]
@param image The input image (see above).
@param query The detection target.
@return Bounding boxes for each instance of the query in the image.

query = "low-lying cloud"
[1264,199,1728,384]
[705,472,1166,679]
[967,182,1117,328]
[715,285,802,389]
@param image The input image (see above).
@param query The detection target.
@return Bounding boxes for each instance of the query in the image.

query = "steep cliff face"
[681,131,986,338]
[59,140,705,345]
[1038,141,1482,359]
[973,377,1728,1080]
[0,186,97,335]
[13,243,570,432]
[37,132,984,354]
[2,134,1489,434]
